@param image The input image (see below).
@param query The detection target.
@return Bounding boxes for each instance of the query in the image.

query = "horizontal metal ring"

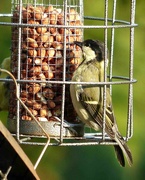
[0,76,137,85]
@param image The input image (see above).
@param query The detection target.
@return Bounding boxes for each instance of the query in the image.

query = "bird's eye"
[88,43,91,47]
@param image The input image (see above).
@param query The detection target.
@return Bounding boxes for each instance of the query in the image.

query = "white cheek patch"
[82,46,109,66]
[82,46,96,61]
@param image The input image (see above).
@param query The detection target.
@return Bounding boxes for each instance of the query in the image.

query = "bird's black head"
[74,39,106,62]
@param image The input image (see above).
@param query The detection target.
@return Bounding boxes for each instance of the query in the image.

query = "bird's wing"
[77,86,116,139]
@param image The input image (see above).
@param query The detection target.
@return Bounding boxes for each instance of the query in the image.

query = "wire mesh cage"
[0,0,137,168]
[8,0,84,139]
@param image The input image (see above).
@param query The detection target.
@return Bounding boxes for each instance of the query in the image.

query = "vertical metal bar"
[109,0,117,95]
[79,0,84,40]
[102,0,108,141]
[127,0,136,140]
[16,0,23,141]
[34,0,36,7]
[59,0,67,143]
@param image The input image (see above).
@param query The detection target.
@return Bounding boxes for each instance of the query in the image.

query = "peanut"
[55,33,63,42]
[28,48,37,57]
[28,19,39,25]
[49,27,57,34]
[29,108,38,116]
[22,10,31,20]
[45,5,54,13]
[37,32,50,44]
[43,35,54,47]
[36,27,47,34]
[40,109,47,117]
[26,37,38,48]
[33,102,42,110]
[38,73,46,87]
[52,105,61,117]
[67,9,80,21]
[40,105,48,117]
[46,48,55,61]
[34,58,42,65]
[22,115,32,121]
[37,46,46,59]
[20,91,29,98]
[28,83,41,94]
[29,28,39,39]
[49,11,58,25]
[41,61,49,71]
[55,51,62,58]
[26,99,41,110]
[41,17,50,25]
[43,88,54,99]
[29,66,41,76]
[44,69,54,79]
[52,41,63,49]
[48,100,56,109]
[32,7,44,20]
[36,92,47,104]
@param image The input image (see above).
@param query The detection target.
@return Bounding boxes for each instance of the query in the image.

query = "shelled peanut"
[10,4,83,123]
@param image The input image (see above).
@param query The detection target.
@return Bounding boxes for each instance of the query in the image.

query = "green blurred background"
[0,0,144,179]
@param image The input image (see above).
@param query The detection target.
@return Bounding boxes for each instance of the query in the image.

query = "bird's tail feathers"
[114,145,125,167]
[114,136,133,167]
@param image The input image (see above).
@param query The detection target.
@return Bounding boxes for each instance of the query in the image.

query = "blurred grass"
[0,0,145,179]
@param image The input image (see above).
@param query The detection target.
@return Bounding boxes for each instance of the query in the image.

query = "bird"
[0,57,11,111]
[70,39,133,167]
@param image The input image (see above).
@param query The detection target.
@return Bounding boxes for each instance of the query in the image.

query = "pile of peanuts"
[9,5,83,122]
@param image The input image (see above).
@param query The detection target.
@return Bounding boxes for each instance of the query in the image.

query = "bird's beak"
[74,41,83,47]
